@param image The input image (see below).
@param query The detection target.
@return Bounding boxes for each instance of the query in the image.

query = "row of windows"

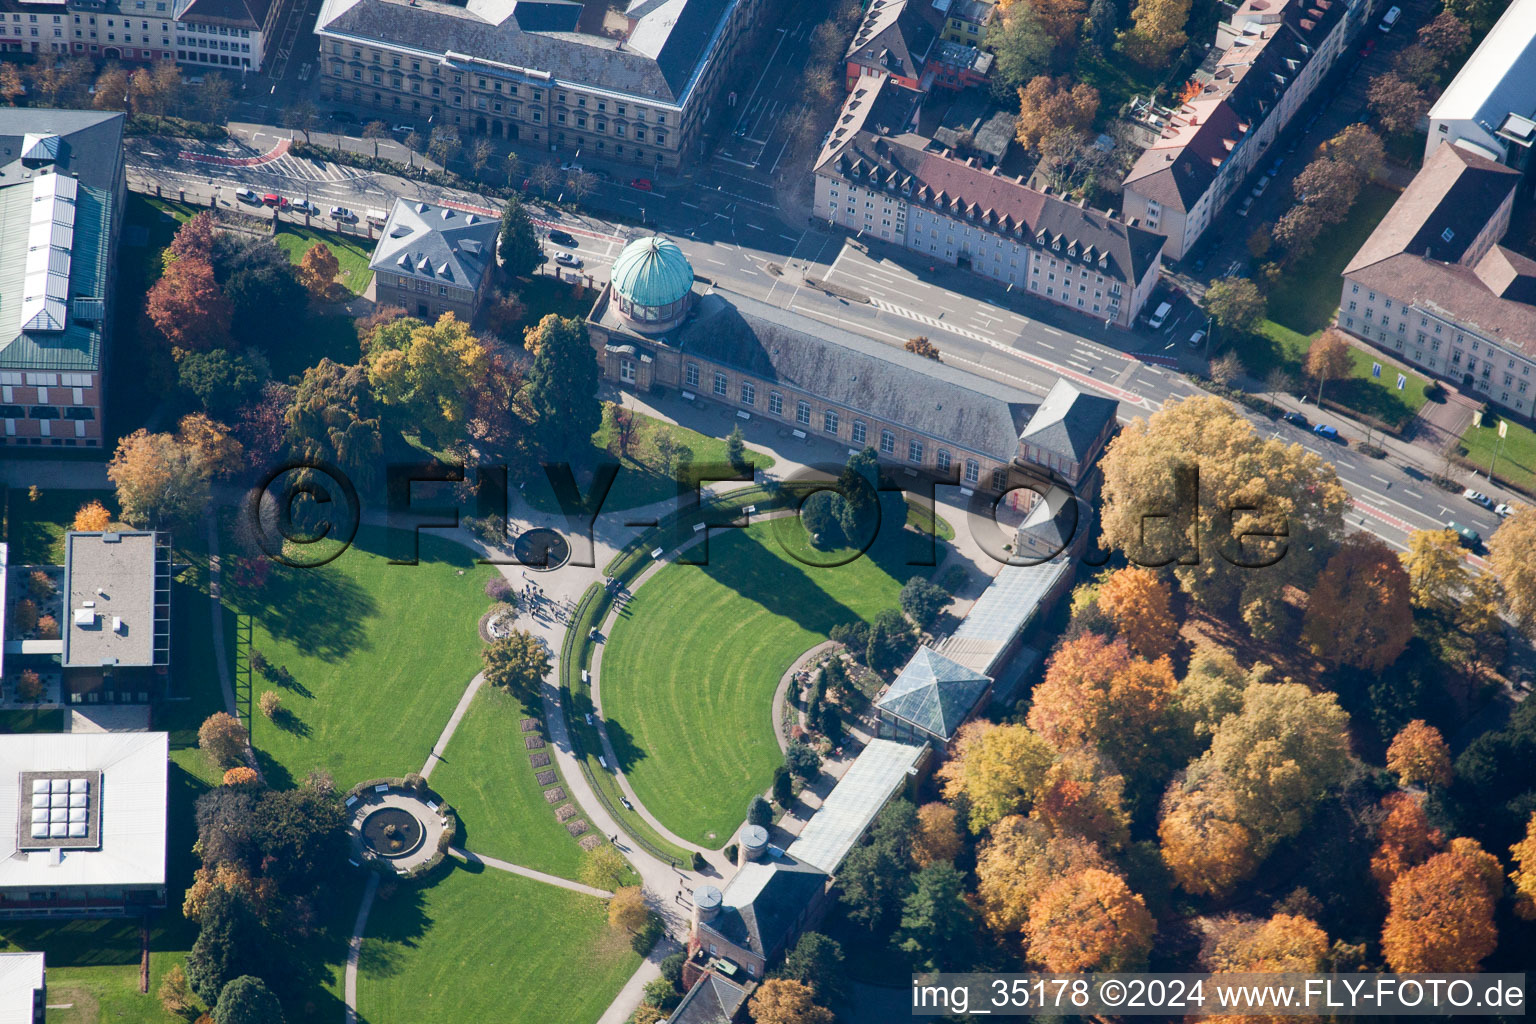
[686,364,986,481]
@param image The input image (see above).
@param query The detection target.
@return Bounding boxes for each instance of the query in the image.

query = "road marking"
[1037,341,1054,349]
[780,234,798,242]
[705,257,726,265]
[1403,488,1423,499]
[1042,327,1062,336]
[1370,474,1390,484]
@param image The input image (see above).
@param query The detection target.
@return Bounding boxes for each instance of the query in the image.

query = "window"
[824,409,839,433]
[852,421,866,445]
[769,392,783,415]
[713,372,728,397]
[964,460,979,484]
[908,439,923,463]
[937,449,950,471]
[880,429,895,454]
[685,364,700,390]
[796,401,811,425]
[992,468,1008,491]
[740,381,755,405]
[619,358,636,383]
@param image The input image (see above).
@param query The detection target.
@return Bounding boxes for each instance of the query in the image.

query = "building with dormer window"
[367,198,500,322]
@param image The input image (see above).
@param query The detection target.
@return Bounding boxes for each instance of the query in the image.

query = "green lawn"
[1264,183,1400,337]
[1459,412,1536,496]
[3,488,117,565]
[524,409,777,515]
[273,223,376,295]
[600,520,921,845]
[0,708,63,732]
[430,686,602,882]
[227,526,495,788]
[357,864,639,1024]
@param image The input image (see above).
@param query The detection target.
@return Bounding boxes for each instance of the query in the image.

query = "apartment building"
[814,78,1165,327]
[0,109,125,449]
[174,0,273,71]
[314,0,766,170]
[1424,0,1536,171]
[844,0,934,92]
[1339,142,1536,418]
[937,0,993,48]
[1121,0,1368,260]
[0,0,182,62]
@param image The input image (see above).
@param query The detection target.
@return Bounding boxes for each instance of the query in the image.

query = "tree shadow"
[598,714,648,777]
[694,530,864,641]
[253,747,296,790]
[238,558,376,662]
[271,707,312,737]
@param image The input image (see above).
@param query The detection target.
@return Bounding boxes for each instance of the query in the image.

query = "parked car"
[1447,521,1481,548]
[234,187,261,205]
[1313,423,1341,441]
[1237,195,1255,217]
[330,206,356,221]
[559,161,583,172]
[261,193,287,208]
[548,228,576,245]
[1463,488,1494,508]
[1283,411,1309,427]
[1146,301,1173,329]
[1379,5,1401,31]
[1188,329,1206,349]
[331,110,357,123]
[554,251,583,268]
[1359,37,1377,57]
[1252,175,1271,197]
[629,177,653,191]
[290,199,317,215]
[1269,157,1284,175]
[390,123,414,134]
[1494,502,1516,518]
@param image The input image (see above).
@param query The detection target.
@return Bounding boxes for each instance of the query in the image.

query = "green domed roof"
[611,236,693,308]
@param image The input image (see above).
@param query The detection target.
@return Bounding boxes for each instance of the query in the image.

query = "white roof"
[1429,0,1536,125]
[785,739,927,874]
[0,732,168,890]
[0,953,43,1020]
[19,173,76,334]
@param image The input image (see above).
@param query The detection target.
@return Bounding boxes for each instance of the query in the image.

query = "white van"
[1379,5,1401,31]
[365,208,388,226]
[1147,301,1173,329]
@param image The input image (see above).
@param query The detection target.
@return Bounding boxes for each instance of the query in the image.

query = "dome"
[611,236,693,332]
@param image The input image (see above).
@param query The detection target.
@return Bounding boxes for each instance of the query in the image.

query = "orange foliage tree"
[1025,868,1155,971]
[1201,912,1329,972]
[1382,839,1501,971]
[1370,792,1444,894]
[748,979,835,1024]
[1385,720,1453,789]
[913,802,963,867]
[975,816,1108,940]
[1096,567,1178,660]
[1301,533,1414,671]
[1510,812,1536,920]
[145,255,231,352]
[72,499,113,532]
[1032,749,1131,849]
[1158,778,1260,897]
[1026,633,1177,775]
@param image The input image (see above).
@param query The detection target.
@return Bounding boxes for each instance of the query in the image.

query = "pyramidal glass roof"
[874,646,990,740]
[611,235,693,308]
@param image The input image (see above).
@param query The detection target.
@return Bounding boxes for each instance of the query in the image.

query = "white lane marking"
[1042,327,1062,336]
[1370,474,1390,484]
[1403,488,1423,499]
[1037,341,1055,350]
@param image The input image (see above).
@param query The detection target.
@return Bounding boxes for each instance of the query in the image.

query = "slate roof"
[817,89,1165,287]
[175,0,271,29]
[316,0,738,104]
[368,198,499,291]
[0,108,124,195]
[845,0,935,80]
[673,289,1035,461]
[875,646,990,740]
[1344,143,1520,274]
[1014,484,1084,560]
[698,855,827,962]
[1018,378,1119,464]
[668,972,749,1024]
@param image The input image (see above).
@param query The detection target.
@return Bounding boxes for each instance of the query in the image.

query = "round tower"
[610,235,694,333]
[738,824,769,867]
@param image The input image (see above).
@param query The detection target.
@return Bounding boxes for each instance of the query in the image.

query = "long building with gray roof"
[314,0,767,169]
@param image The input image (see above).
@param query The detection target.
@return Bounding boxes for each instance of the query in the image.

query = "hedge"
[344,775,459,881]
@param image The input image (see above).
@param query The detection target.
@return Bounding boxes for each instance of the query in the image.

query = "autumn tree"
[1159,779,1260,897]
[11,599,37,634]
[73,499,113,532]
[168,212,217,265]
[285,359,383,493]
[1032,748,1131,849]
[937,720,1054,833]
[1301,533,1413,671]
[608,885,649,933]
[580,845,629,891]
[1027,633,1178,777]
[1028,0,1087,43]
[1026,868,1155,971]
[1510,812,1536,920]
[108,428,216,527]
[1324,122,1387,179]
[1488,507,1536,635]
[1273,203,1326,261]
[1370,792,1444,894]
[1201,277,1266,335]
[1099,395,1348,615]
[482,630,550,700]
[1382,840,1501,971]
[222,767,258,787]
[178,413,245,477]
[913,802,963,867]
[1175,643,1246,743]
[1386,720,1452,789]
[1095,567,1177,659]
[1417,10,1471,59]
[198,713,248,768]
[749,979,835,1024]
[146,255,231,352]
[904,336,940,360]
[1014,76,1100,151]
[0,63,24,105]
[1119,0,1191,66]
[989,6,1053,101]
[1201,912,1328,973]
[1292,157,1363,224]
[1401,528,1468,613]
[296,242,341,299]
[976,816,1110,940]
[35,615,59,640]
[1368,72,1430,136]
[365,313,490,445]
[1305,328,1353,405]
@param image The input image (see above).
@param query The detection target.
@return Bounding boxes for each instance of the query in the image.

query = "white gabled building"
[1424,0,1536,170]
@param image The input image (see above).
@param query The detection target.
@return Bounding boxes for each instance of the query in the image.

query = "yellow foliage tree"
[608,885,649,933]
[936,721,1054,834]
[1096,567,1178,659]
[1385,720,1453,789]
[976,816,1109,940]
[1488,507,1536,636]
[913,802,963,867]
[1119,0,1192,65]
[1509,812,1536,920]
[1025,867,1155,971]
[748,979,835,1024]
[1158,777,1260,897]
[72,499,113,532]
[1401,529,1468,613]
